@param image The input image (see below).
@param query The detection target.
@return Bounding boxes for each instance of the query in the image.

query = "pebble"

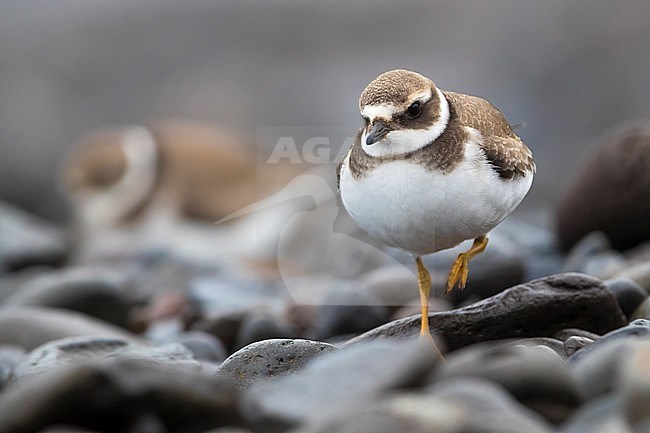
[0,201,68,273]
[0,346,26,389]
[556,123,650,252]
[345,273,626,351]
[179,331,228,363]
[620,340,650,430]
[0,357,240,432]
[435,343,581,422]
[216,339,339,389]
[241,339,438,432]
[568,320,650,399]
[564,336,595,357]
[0,306,137,351]
[2,266,132,328]
[604,277,648,319]
[12,335,199,382]
[563,231,626,278]
[295,378,553,433]
[631,297,650,321]
[560,394,631,433]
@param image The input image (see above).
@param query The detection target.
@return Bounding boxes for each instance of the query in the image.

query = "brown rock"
[556,124,650,251]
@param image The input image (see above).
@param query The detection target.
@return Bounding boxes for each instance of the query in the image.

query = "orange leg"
[445,236,489,294]
[415,256,444,360]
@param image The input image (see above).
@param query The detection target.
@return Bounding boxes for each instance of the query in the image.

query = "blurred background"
[1,0,649,223]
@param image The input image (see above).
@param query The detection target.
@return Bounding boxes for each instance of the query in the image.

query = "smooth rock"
[631,297,650,321]
[553,328,602,341]
[436,342,581,422]
[0,358,240,433]
[564,336,595,357]
[310,283,390,340]
[613,261,650,294]
[345,273,626,351]
[620,341,650,430]
[359,265,419,308]
[234,310,298,351]
[427,377,554,432]
[563,231,626,277]
[13,336,198,382]
[0,201,68,272]
[194,311,245,354]
[605,277,648,318]
[179,331,228,363]
[556,124,650,251]
[568,320,650,399]
[241,339,437,432]
[2,266,131,328]
[294,378,553,433]
[0,345,26,389]
[560,394,631,433]
[216,339,339,389]
[0,306,137,351]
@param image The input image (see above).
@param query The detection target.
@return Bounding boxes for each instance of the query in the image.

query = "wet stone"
[345,273,626,351]
[216,339,339,389]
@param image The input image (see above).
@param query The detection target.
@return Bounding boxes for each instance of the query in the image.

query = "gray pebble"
[216,338,339,389]
[605,277,648,318]
[564,336,595,357]
[241,339,438,432]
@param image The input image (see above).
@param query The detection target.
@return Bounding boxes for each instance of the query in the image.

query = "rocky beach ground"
[0,125,649,433]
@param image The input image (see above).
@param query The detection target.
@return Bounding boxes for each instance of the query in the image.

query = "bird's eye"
[406,101,422,118]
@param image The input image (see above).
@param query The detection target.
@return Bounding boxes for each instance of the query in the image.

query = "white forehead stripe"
[409,88,433,104]
[360,104,398,120]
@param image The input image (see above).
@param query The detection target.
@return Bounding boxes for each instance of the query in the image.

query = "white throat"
[361,87,450,157]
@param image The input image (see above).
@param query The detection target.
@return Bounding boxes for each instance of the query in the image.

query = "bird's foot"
[445,253,469,294]
[444,236,489,294]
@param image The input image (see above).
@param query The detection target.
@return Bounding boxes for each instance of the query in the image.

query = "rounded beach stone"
[556,124,650,251]
[345,273,626,351]
[216,338,339,389]
[605,277,648,319]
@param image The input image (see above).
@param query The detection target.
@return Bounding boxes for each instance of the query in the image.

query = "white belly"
[339,143,533,256]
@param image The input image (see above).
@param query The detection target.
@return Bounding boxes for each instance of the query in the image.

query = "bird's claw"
[445,253,469,293]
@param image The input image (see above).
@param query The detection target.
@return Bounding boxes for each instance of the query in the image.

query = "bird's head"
[358,69,450,157]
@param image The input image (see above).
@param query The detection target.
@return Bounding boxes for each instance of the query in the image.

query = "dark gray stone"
[216,339,339,389]
[293,378,553,433]
[234,311,298,351]
[0,201,68,272]
[0,358,240,433]
[564,336,595,357]
[435,342,582,423]
[2,266,131,328]
[345,273,626,351]
[13,335,198,382]
[568,320,650,399]
[241,339,438,432]
[560,394,631,433]
[556,124,650,252]
[310,284,390,340]
[605,277,648,318]
[194,311,245,354]
[0,306,138,351]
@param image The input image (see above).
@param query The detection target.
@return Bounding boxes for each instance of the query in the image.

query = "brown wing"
[480,135,536,179]
[444,91,535,180]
